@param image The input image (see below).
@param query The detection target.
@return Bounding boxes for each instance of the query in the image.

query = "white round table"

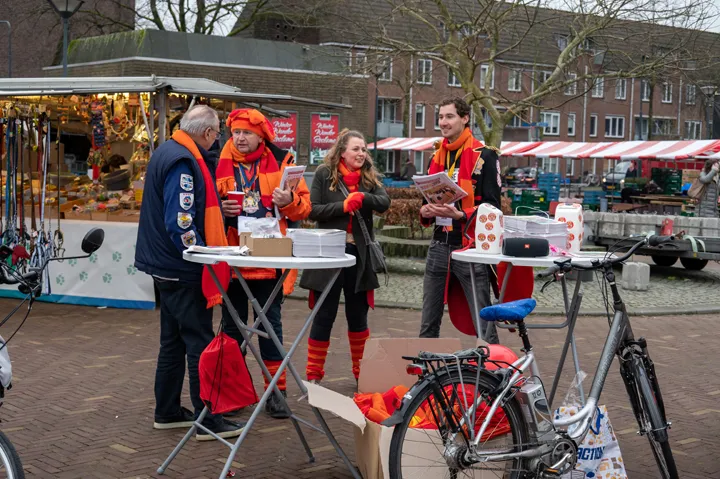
[183,251,357,269]
[451,249,612,268]
[162,251,360,479]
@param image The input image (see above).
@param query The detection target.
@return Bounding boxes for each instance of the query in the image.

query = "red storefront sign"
[270,112,297,153]
[310,113,339,164]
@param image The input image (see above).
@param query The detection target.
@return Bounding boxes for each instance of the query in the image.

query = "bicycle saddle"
[480,298,536,322]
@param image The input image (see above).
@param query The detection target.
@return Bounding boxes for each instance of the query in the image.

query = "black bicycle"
[384,234,678,478]
[0,228,105,479]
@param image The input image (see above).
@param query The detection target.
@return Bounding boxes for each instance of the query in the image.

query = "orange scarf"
[428,127,481,212]
[172,130,230,308]
[216,140,280,208]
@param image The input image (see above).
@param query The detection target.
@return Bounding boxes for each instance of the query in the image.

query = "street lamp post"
[701,85,716,140]
[45,0,84,77]
[0,21,10,77]
[370,62,386,167]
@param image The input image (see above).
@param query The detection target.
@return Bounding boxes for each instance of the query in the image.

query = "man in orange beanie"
[216,108,311,419]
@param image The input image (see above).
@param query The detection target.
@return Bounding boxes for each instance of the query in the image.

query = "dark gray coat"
[299,165,391,293]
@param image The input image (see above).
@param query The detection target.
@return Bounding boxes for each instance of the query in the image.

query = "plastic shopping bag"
[199,332,258,414]
[557,372,628,479]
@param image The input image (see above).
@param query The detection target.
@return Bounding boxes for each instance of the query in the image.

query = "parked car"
[602,160,633,192]
[504,167,544,186]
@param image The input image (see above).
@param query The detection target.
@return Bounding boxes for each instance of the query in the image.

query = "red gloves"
[343,192,365,213]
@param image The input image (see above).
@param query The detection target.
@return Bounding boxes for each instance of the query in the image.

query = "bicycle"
[0,227,105,479]
[385,234,679,479]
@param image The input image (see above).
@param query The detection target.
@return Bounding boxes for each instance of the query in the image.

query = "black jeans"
[154,278,223,426]
[310,244,369,342]
[221,278,284,362]
[419,240,499,343]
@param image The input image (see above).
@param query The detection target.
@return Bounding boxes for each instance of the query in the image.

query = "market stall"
[0,76,350,309]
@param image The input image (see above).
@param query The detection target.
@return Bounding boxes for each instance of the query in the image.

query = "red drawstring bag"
[199,332,258,414]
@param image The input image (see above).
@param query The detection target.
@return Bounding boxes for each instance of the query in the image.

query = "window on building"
[540,71,552,84]
[379,57,392,81]
[641,80,651,101]
[434,105,440,130]
[448,66,461,87]
[653,119,674,136]
[377,98,400,122]
[355,52,367,73]
[346,51,353,70]
[385,152,395,173]
[414,151,424,171]
[415,103,426,129]
[686,85,697,105]
[590,114,598,137]
[540,111,560,136]
[568,113,576,136]
[604,116,625,138]
[508,69,522,92]
[566,156,575,177]
[479,64,494,89]
[556,34,569,51]
[417,59,432,85]
[662,82,672,103]
[592,78,604,98]
[565,73,577,95]
[615,78,627,100]
[509,115,523,128]
[685,120,702,139]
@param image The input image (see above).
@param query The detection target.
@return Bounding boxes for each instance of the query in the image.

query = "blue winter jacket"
[135,139,218,283]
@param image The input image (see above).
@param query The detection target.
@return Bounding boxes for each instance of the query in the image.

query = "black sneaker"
[196,419,246,442]
[265,391,291,419]
[222,406,248,418]
[153,406,195,430]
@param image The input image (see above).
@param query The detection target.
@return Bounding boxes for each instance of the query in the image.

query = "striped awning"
[521,141,616,159]
[366,137,540,156]
[588,140,720,160]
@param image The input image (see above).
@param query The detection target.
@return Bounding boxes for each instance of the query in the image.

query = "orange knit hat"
[226,108,276,142]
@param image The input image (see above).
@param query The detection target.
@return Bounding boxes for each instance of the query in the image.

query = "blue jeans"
[154,278,223,426]
[221,278,284,361]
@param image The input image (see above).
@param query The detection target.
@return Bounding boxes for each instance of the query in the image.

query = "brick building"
[232,0,720,177]
[0,0,134,78]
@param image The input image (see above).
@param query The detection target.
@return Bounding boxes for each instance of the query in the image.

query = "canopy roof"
[367,137,539,156]
[0,76,351,110]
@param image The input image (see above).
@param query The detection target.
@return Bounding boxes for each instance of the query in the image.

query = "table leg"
[468,263,482,339]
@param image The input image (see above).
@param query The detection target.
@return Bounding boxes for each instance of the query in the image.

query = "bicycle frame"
[468,266,634,462]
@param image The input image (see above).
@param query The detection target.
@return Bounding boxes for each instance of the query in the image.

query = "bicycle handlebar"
[535,235,675,279]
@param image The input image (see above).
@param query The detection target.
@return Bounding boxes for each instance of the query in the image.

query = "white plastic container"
[475,204,504,254]
[554,203,584,252]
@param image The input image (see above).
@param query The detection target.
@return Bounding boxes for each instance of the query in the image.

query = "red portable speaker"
[199,332,258,414]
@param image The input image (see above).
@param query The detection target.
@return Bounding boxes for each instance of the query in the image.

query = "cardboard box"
[306,338,463,479]
[239,232,292,257]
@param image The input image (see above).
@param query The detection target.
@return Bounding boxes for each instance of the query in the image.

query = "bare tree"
[81,0,271,35]
[300,0,718,147]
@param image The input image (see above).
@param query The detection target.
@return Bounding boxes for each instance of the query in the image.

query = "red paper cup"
[227,191,245,203]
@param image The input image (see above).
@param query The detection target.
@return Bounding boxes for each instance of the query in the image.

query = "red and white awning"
[521,141,616,158]
[588,140,720,160]
[366,137,540,156]
[367,137,441,151]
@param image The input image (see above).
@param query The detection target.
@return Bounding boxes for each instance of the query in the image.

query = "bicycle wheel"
[0,431,24,479]
[388,367,529,479]
[623,356,678,479]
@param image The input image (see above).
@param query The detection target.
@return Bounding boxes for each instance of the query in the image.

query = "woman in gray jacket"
[300,129,390,385]
[698,159,719,218]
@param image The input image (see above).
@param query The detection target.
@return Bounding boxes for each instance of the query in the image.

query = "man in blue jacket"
[135,105,244,441]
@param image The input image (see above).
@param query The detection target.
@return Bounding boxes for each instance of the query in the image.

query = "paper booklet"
[275,165,307,218]
[412,172,468,206]
[185,245,247,255]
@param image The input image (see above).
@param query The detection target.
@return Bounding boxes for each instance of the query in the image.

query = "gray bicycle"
[386,234,679,478]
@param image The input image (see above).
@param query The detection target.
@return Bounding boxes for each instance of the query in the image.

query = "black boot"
[265,390,291,419]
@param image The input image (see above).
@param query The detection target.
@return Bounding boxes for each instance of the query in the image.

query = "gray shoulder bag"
[337,180,389,285]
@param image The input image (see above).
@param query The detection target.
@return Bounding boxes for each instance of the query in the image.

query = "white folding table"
[451,250,613,407]
[157,252,362,479]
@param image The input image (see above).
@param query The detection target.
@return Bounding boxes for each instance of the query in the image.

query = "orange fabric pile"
[353,384,511,442]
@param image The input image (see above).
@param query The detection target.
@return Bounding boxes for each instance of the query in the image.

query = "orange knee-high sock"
[263,360,286,392]
[306,338,330,381]
[348,329,370,380]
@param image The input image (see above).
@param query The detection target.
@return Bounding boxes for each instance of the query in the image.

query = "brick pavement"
[0,298,717,478]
